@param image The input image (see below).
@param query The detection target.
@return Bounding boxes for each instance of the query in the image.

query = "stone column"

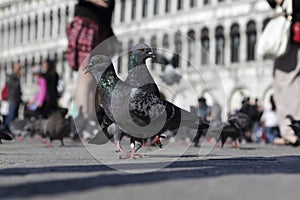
[209,26,215,66]
[224,24,231,67]
[52,8,59,38]
[44,10,51,39]
[148,0,154,18]
[30,14,36,42]
[114,0,121,25]
[23,17,28,45]
[59,6,66,37]
[239,23,247,63]
[136,0,142,21]
[37,11,43,41]
[125,0,132,23]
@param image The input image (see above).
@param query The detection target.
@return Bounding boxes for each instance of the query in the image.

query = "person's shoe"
[273,138,286,145]
[291,138,300,147]
[0,129,13,141]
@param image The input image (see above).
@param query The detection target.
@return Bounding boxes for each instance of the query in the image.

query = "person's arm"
[267,0,283,8]
[37,77,47,107]
[86,0,109,8]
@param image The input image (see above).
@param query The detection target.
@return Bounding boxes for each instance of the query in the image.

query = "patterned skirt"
[66,16,114,71]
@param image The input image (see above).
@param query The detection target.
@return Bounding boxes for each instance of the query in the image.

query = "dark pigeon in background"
[158,51,182,85]
[25,108,70,147]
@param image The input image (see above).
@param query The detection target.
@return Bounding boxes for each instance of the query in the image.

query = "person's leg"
[3,104,16,130]
[273,46,300,144]
[75,67,97,118]
[264,127,275,143]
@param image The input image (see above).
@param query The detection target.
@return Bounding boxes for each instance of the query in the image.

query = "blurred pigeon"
[45,108,70,147]
[26,108,70,147]
[220,112,251,148]
[85,55,209,158]
[158,51,182,85]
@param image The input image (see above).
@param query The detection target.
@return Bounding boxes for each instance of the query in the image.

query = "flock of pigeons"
[1,43,300,159]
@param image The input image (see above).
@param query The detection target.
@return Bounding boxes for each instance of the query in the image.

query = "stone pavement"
[0,139,299,200]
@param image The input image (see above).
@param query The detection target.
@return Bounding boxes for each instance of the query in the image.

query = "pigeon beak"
[148,51,156,59]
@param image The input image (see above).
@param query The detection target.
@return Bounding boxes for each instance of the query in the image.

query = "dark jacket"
[6,73,22,106]
[75,0,115,27]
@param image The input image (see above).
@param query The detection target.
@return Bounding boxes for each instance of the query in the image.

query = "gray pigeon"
[85,55,209,158]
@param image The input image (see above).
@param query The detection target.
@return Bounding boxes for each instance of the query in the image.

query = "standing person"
[66,0,116,117]
[27,65,47,119]
[252,98,263,143]
[1,63,22,132]
[267,0,300,146]
[42,59,59,117]
[260,95,283,144]
[192,97,211,147]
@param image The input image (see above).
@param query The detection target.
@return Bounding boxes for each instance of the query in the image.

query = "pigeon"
[91,43,163,154]
[26,108,70,147]
[45,108,70,147]
[85,55,209,158]
[219,112,251,148]
[286,115,300,137]
[158,51,182,85]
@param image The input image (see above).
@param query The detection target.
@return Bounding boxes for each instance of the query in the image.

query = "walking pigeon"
[85,55,209,158]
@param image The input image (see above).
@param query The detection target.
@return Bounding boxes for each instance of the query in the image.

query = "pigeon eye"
[140,48,145,52]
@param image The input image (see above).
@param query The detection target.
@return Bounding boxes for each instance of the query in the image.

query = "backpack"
[1,83,8,100]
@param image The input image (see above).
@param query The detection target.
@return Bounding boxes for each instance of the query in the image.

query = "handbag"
[0,100,9,116]
[257,0,293,58]
[292,22,300,44]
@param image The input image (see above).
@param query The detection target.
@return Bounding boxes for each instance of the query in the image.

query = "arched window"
[131,0,136,20]
[42,13,46,38]
[154,0,159,15]
[57,9,61,35]
[20,19,24,44]
[49,10,53,37]
[201,27,209,65]
[246,20,256,61]
[163,34,169,48]
[139,38,145,44]
[150,36,157,70]
[120,0,125,21]
[165,0,171,13]
[27,17,31,41]
[215,26,225,65]
[187,30,196,66]
[190,0,197,7]
[230,23,240,63]
[142,0,148,18]
[13,21,17,45]
[178,0,183,10]
[174,32,182,68]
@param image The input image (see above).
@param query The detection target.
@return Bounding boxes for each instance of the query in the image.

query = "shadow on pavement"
[0,155,300,198]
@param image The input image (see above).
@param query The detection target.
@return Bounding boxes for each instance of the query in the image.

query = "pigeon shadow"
[0,155,300,198]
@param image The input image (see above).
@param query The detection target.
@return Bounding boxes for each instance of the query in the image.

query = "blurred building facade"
[0,0,274,116]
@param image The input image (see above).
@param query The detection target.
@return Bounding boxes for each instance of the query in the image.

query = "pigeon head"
[130,43,156,62]
[84,55,112,79]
